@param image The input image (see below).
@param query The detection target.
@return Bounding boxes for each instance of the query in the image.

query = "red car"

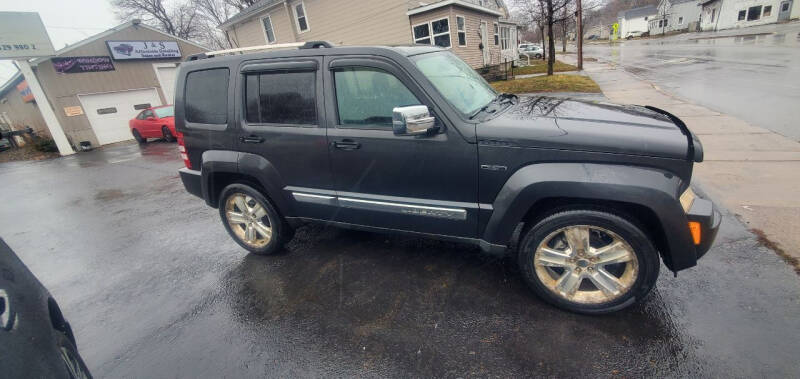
[129,105,176,143]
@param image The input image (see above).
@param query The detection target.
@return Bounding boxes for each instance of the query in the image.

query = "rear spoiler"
[645,106,703,162]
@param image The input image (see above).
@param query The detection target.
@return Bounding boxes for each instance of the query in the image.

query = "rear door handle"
[333,139,361,150]
[240,135,264,144]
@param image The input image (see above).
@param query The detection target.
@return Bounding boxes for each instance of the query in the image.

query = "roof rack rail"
[187,41,335,61]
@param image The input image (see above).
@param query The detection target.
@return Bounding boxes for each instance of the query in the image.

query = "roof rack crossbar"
[187,41,335,60]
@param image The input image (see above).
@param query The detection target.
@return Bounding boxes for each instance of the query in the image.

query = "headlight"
[680,187,696,213]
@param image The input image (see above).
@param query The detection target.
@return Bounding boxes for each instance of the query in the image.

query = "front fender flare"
[483,163,697,271]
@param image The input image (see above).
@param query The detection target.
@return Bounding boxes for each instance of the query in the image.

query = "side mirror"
[392,105,437,136]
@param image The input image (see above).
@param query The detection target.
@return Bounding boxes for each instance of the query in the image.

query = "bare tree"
[112,0,199,40]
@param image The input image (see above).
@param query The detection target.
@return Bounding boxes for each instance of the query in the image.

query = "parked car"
[129,105,176,143]
[518,44,543,59]
[626,31,646,39]
[175,43,720,314]
[0,238,92,378]
[0,137,11,152]
[586,34,599,40]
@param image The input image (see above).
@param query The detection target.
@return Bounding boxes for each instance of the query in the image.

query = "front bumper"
[686,197,721,260]
[179,168,202,199]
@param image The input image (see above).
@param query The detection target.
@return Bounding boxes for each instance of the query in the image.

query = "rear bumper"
[179,168,202,199]
[686,197,721,260]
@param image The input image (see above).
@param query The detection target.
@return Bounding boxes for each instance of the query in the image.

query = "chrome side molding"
[291,192,467,220]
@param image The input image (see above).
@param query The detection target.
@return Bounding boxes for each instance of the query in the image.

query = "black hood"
[479,96,696,161]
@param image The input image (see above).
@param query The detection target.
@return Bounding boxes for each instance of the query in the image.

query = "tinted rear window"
[245,71,316,125]
[185,68,229,124]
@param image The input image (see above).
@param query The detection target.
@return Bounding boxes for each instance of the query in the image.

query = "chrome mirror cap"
[392,105,436,136]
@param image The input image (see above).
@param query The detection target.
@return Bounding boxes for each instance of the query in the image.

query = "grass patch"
[512,60,577,76]
[490,74,601,94]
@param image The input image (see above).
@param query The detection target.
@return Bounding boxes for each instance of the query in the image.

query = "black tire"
[132,129,146,144]
[56,332,93,379]
[518,209,660,314]
[535,53,542,59]
[162,126,176,142]
[218,183,293,255]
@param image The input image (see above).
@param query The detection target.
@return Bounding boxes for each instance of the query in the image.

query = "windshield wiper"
[469,93,516,119]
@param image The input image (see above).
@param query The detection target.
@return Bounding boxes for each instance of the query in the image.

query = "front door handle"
[333,139,361,150]
[240,135,264,144]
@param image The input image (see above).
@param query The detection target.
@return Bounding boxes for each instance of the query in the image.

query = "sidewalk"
[559,55,800,271]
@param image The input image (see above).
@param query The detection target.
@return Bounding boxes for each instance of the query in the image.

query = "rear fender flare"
[201,151,291,216]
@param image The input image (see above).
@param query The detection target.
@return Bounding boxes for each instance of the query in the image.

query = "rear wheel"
[518,210,660,314]
[132,129,146,144]
[162,126,175,142]
[218,184,292,255]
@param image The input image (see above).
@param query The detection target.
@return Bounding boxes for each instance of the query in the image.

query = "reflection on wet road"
[585,23,800,140]
[0,142,798,376]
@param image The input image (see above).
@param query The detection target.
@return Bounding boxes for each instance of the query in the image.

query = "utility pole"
[576,0,583,70]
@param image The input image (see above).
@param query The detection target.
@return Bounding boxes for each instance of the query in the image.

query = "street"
[1,142,798,377]
[583,23,800,141]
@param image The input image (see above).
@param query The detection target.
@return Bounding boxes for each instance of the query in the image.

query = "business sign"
[52,56,115,73]
[106,41,181,60]
[16,80,34,102]
[0,12,56,59]
[64,106,84,117]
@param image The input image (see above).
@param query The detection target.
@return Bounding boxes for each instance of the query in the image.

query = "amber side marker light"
[688,221,701,245]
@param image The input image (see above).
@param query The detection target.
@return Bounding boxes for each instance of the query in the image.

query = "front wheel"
[518,210,660,314]
[132,129,146,144]
[218,184,292,255]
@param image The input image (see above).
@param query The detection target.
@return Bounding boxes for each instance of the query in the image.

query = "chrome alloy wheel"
[224,193,273,248]
[533,225,639,304]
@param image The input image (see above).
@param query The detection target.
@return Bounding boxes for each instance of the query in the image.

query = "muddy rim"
[533,225,639,304]
[224,193,273,248]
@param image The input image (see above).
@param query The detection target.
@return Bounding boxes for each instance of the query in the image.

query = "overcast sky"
[1,0,118,83]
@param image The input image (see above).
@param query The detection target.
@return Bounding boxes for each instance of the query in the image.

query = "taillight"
[176,131,192,169]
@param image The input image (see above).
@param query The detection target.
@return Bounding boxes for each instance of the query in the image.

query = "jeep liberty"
[175,42,720,313]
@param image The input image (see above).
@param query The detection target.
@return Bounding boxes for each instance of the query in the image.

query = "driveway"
[584,22,800,141]
[0,142,798,377]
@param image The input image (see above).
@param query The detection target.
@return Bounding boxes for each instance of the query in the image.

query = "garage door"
[79,88,162,145]
[154,64,178,103]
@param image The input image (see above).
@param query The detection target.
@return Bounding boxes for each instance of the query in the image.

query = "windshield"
[154,106,174,118]
[410,51,496,116]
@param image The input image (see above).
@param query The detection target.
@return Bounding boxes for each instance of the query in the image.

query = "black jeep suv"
[175,42,719,313]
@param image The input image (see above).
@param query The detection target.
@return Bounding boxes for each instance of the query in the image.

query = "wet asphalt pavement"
[1,142,799,377]
[584,23,800,141]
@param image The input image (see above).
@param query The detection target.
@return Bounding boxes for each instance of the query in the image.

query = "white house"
[649,0,703,35]
[618,5,658,38]
[700,0,798,31]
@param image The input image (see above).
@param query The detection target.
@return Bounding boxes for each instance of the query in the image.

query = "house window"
[783,2,791,12]
[678,16,683,25]
[262,15,275,43]
[413,23,431,44]
[711,9,716,22]
[456,16,466,46]
[747,5,762,20]
[294,1,309,32]
[431,18,451,47]
[493,23,499,45]
[763,5,772,16]
[659,20,663,27]
[500,26,510,49]
[738,10,747,20]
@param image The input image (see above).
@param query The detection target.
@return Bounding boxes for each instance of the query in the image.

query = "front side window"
[295,2,309,32]
[185,68,229,124]
[456,16,466,46]
[333,67,421,128]
[245,71,316,125]
[410,51,496,116]
[747,5,762,20]
[262,15,275,43]
[738,10,746,20]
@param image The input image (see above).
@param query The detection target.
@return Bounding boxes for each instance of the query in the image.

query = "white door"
[79,88,162,145]
[779,0,793,21]
[480,21,489,66]
[153,64,178,103]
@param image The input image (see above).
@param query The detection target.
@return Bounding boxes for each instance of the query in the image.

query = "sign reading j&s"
[106,41,181,60]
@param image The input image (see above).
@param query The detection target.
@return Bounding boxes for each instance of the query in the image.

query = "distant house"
[617,5,658,38]
[649,0,702,35]
[218,0,520,68]
[699,0,799,31]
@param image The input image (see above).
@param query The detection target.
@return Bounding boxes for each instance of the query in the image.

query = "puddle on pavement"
[95,189,125,201]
